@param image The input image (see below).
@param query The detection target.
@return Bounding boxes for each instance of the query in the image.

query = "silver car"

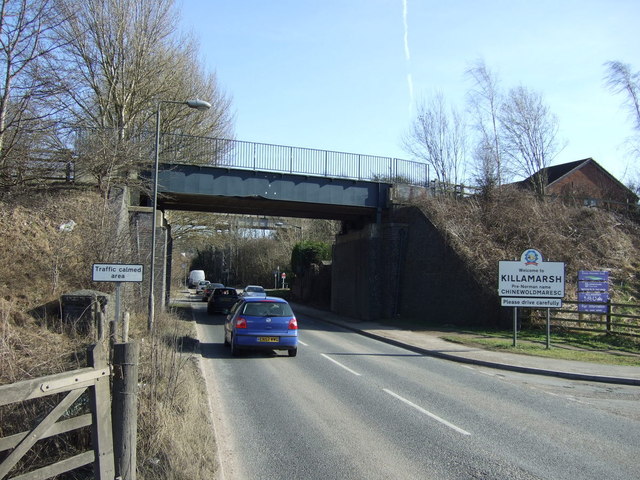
[195,280,209,295]
[242,285,266,298]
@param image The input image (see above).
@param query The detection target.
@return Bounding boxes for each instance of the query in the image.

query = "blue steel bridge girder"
[148,164,391,221]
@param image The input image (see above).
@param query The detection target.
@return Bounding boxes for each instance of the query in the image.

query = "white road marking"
[383,388,471,436]
[298,340,309,346]
[321,354,361,376]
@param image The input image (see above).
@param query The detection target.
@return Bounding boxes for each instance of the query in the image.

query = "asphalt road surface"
[191,301,640,480]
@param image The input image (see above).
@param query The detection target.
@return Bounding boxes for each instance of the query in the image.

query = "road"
[191,300,640,480]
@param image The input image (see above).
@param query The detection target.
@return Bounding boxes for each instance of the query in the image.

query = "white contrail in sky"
[403,0,410,60]
[402,0,414,111]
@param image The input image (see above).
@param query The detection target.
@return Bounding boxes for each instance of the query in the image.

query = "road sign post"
[498,250,565,347]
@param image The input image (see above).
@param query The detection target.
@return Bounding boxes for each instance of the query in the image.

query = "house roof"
[516,158,638,202]
[544,158,590,185]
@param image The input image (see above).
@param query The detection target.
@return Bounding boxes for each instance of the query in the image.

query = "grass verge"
[439,329,640,366]
[132,307,219,480]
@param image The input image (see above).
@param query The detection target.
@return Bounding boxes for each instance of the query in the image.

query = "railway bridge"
[126,135,494,324]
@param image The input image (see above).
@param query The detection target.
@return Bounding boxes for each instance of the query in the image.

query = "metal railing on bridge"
[157,134,431,186]
[67,127,432,187]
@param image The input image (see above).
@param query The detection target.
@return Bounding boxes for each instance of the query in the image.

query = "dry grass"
[0,298,86,385]
[0,190,218,479]
[413,188,640,302]
[0,296,93,478]
[0,190,126,310]
[132,309,219,480]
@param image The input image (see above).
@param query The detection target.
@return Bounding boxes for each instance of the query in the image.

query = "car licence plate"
[258,336,279,343]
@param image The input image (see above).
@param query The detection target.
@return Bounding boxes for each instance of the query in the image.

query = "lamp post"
[181,252,188,288]
[148,99,211,332]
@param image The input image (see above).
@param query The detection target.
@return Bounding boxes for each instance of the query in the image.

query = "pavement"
[291,303,640,387]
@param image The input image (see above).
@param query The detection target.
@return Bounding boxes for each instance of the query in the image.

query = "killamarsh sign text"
[498,250,565,298]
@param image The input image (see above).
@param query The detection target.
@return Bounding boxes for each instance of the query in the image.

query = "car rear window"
[214,288,236,296]
[242,302,293,317]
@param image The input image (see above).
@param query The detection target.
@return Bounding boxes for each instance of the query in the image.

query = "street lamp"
[181,252,188,289]
[148,99,211,331]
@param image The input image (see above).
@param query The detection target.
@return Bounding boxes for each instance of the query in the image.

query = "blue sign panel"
[578,270,609,282]
[578,291,610,313]
[578,281,609,292]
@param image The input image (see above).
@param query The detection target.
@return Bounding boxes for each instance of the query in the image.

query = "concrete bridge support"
[331,221,407,321]
[331,206,499,326]
[331,223,382,320]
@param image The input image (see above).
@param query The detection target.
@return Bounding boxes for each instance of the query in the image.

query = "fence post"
[546,308,551,349]
[324,150,328,177]
[289,146,294,174]
[110,320,118,347]
[112,342,139,480]
[123,311,130,343]
[606,299,612,333]
[87,345,116,480]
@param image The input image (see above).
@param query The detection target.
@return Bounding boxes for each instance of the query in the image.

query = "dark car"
[224,297,298,357]
[202,282,224,302]
[207,287,239,314]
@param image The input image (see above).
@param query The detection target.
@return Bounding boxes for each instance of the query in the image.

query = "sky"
[179,0,640,183]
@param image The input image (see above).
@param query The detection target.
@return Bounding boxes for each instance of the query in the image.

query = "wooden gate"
[0,345,115,480]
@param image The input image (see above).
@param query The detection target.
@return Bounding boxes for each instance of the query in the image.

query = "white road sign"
[93,263,143,282]
[501,298,562,308]
[498,249,565,299]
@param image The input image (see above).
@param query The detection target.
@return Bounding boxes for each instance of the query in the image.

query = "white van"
[188,270,205,288]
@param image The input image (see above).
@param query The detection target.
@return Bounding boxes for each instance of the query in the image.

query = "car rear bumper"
[234,333,298,350]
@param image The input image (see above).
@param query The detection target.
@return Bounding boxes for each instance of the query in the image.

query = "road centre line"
[383,389,471,436]
[321,354,361,376]
[298,340,309,346]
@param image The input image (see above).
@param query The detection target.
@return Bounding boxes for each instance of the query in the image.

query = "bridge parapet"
[187,136,430,186]
[72,127,431,186]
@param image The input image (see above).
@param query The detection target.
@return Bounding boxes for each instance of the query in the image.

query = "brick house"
[516,158,638,208]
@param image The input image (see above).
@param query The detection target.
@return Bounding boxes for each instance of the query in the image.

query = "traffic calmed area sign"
[92,263,144,282]
[498,249,565,307]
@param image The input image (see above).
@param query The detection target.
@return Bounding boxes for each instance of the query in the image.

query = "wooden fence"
[526,299,640,337]
[0,345,115,480]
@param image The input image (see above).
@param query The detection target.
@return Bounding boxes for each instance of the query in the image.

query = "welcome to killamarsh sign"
[498,249,565,307]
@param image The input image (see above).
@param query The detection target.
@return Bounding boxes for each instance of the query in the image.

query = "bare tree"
[499,86,563,197]
[51,0,234,191]
[604,60,640,161]
[466,59,506,189]
[0,0,64,191]
[403,93,467,185]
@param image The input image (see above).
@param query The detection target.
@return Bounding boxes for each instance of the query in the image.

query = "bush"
[291,240,331,275]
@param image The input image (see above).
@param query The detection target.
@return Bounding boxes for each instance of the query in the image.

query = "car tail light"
[236,317,247,329]
[288,317,298,330]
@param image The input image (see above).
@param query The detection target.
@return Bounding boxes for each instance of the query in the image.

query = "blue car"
[224,297,298,357]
